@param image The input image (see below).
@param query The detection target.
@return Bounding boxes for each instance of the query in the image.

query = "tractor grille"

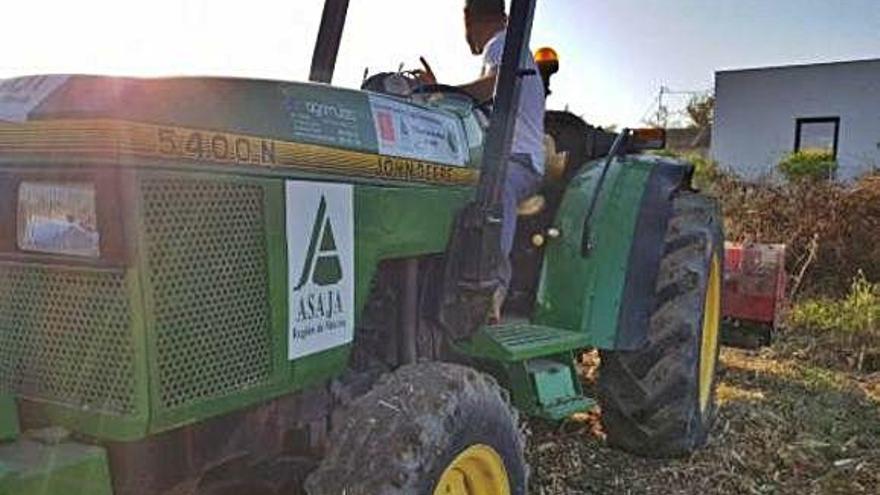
[140,176,274,412]
[0,265,136,415]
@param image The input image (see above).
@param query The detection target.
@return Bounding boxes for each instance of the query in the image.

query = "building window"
[795,117,840,158]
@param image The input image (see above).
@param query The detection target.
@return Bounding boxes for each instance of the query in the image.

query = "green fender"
[534,155,693,350]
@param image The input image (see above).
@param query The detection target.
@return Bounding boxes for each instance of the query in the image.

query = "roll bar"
[309,0,350,83]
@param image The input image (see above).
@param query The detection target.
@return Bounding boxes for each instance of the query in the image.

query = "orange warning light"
[534,47,559,67]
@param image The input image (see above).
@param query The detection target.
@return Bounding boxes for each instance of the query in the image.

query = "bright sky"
[1,0,878,126]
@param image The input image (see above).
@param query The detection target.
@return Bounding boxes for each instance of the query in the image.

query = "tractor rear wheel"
[598,191,723,458]
[305,362,527,495]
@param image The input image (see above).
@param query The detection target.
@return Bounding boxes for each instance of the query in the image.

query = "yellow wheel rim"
[699,253,722,414]
[433,444,510,495]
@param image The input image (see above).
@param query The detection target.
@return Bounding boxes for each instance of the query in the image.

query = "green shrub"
[788,272,879,371]
[688,154,723,189]
[778,149,838,182]
[790,273,879,334]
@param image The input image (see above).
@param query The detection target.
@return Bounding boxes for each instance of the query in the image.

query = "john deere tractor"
[0,1,723,493]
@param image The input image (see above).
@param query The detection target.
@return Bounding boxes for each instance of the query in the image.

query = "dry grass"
[527,336,880,494]
[703,168,880,299]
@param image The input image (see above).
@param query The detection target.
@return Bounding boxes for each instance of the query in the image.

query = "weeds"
[693,160,880,298]
[790,273,879,335]
[787,273,880,372]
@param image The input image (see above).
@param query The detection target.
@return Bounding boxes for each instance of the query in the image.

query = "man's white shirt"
[482,29,546,174]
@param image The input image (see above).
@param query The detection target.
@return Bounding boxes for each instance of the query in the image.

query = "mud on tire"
[598,191,724,458]
[305,362,527,495]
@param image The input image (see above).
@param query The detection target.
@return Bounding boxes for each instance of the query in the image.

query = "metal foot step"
[463,322,590,362]
[456,323,594,421]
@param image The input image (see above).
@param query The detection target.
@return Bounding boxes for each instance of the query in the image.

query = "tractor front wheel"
[598,191,723,458]
[305,362,527,495]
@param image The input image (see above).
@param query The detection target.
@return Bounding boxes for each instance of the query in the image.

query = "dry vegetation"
[701,166,880,299]
[528,344,880,494]
[529,166,880,493]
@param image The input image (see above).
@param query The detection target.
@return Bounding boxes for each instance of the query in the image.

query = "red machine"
[722,242,787,347]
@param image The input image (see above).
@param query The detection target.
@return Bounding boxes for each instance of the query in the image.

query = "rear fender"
[534,156,693,350]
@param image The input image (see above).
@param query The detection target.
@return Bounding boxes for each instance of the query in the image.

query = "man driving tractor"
[420,0,546,321]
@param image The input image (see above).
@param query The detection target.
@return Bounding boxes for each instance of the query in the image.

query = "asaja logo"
[286,181,354,360]
[294,196,343,290]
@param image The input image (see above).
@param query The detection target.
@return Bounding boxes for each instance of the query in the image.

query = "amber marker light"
[535,47,559,96]
[534,47,560,73]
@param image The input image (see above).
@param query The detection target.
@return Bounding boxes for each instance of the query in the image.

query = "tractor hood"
[0,75,480,180]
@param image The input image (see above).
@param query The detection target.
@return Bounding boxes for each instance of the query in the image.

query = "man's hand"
[414,56,437,85]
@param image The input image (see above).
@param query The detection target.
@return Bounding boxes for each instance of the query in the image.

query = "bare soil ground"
[527,330,880,494]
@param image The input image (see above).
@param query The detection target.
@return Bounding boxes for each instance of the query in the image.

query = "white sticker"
[369,95,468,166]
[0,75,69,122]
[286,181,355,360]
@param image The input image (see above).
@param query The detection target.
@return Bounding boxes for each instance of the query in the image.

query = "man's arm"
[458,70,497,102]
[417,55,496,102]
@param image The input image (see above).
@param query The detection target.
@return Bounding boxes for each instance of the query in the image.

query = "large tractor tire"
[306,362,527,495]
[598,191,723,458]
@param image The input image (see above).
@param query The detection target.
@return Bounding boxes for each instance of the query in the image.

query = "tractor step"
[463,322,591,362]
[526,358,595,420]
[457,323,594,421]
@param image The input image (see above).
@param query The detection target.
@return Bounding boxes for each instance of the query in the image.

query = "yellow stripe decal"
[0,120,479,186]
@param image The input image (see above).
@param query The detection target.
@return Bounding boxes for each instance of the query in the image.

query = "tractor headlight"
[17,181,100,258]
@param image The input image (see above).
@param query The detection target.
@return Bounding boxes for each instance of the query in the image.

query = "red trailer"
[722,242,787,347]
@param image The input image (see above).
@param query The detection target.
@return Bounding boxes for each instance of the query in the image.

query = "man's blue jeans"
[499,154,542,294]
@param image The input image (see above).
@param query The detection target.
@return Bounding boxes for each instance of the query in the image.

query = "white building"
[712,59,880,181]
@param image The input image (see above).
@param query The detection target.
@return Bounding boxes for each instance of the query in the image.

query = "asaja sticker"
[286,181,354,360]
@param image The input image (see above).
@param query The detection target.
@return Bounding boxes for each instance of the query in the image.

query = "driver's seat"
[517,135,568,217]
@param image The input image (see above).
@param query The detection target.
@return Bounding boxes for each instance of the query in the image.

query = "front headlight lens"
[17,182,100,258]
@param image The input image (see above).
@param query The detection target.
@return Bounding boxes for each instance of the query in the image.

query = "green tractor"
[0,1,723,493]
